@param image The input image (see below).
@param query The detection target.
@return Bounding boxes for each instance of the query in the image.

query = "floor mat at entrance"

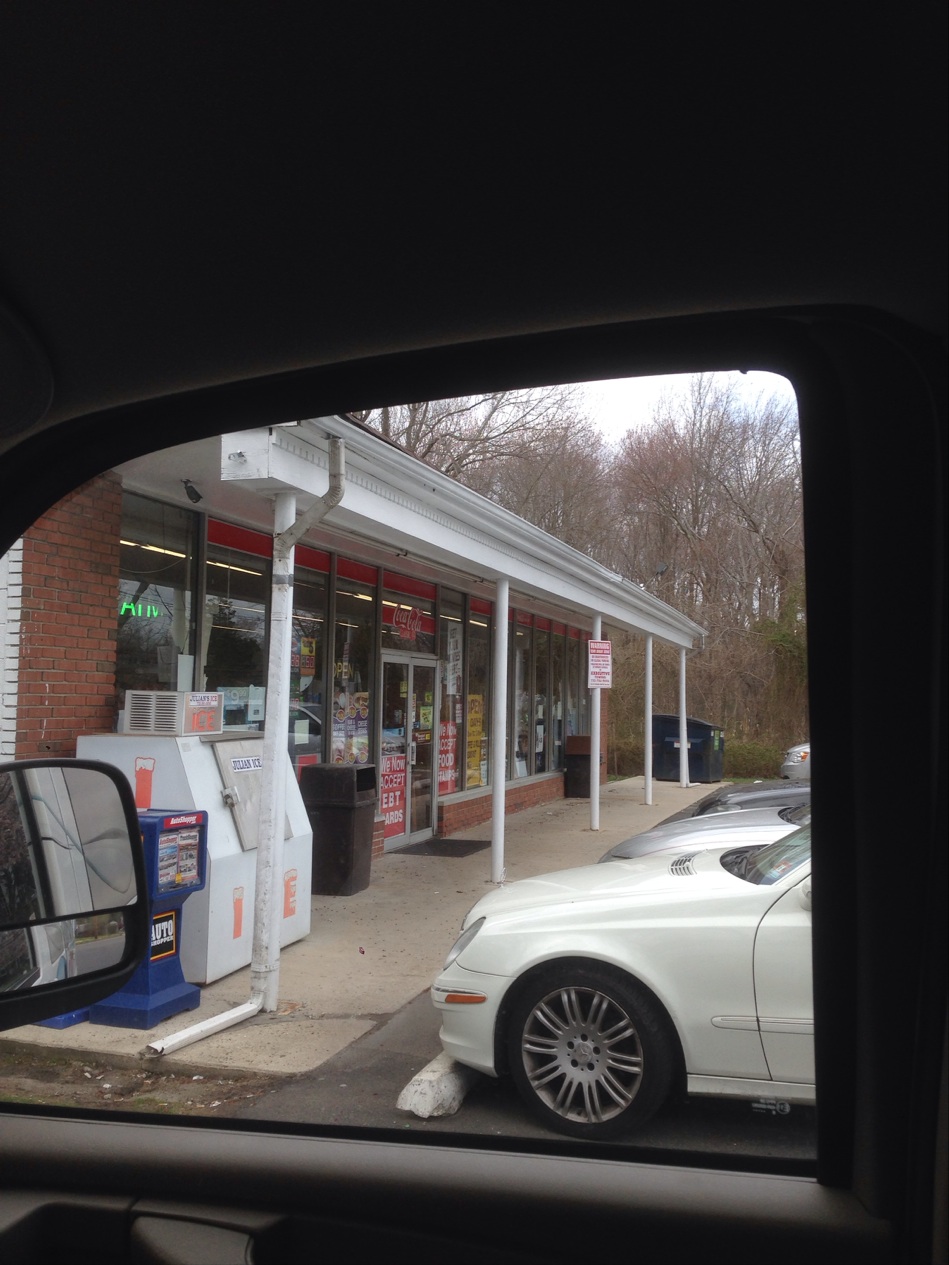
[398,839,491,857]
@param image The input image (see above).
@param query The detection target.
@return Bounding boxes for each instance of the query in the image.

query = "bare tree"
[608,375,806,746]
[365,385,590,480]
[464,417,615,558]
[367,372,806,748]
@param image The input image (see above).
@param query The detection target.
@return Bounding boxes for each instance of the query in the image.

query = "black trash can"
[565,735,590,798]
[564,735,603,797]
[651,715,725,783]
[300,764,377,895]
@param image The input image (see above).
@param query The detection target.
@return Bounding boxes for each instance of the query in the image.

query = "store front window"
[289,546,329,776]
[331,561,376,765]
[380,574,436,654]
[533,618,550,773]
[551,624,565,769]
[117,493,197,699]
[118,496,589,799]
[512,612,532,778]
[578,632,590,736]
[508,612,590,780]
[438,589,464,797]
[566,629,581,740]
[466,599,491,788]
[203,522,269,728]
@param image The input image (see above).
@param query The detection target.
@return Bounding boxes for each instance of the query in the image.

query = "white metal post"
[490,578,510,883]
[252,490,296,1011]
[644,633,653,805]
[151,442,346,1056]
[590,615,602,830]
[678,645,689,787]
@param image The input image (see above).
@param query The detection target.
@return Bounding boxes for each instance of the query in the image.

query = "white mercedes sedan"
[432,828,813,1140]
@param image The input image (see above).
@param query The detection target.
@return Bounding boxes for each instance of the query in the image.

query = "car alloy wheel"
[508,967,674,1139]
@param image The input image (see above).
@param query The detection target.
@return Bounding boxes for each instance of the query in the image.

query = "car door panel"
[754,879,815,1084]
[0,1114,894,1265]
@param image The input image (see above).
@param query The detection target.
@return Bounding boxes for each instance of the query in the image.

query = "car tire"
[507,964,675,1140]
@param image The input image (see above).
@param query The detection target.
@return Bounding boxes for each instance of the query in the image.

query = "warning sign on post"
[588,640,613,689]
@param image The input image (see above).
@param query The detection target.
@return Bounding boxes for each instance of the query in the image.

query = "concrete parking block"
[397,1051,482,1118]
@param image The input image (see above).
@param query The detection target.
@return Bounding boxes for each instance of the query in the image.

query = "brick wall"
[15,474,122,758]
[435,691,609,837]
[0,540,23,759]
[437,773,565,835]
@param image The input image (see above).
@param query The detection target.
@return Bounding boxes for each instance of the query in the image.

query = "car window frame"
[0,308,944,1262]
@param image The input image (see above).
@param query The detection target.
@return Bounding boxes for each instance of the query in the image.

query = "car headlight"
[443,917,485,969]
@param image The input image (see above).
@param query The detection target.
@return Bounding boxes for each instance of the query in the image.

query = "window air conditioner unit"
[121,691,225,736]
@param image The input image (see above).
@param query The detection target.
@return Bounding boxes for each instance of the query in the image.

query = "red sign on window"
[438,721,458,794]
[380,752,406,838]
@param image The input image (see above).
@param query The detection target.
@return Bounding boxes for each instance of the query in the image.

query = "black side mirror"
[0,759,148,1029]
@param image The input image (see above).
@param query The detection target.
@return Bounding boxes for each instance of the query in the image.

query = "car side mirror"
[798,877,812,911]
[0,759,148,1029]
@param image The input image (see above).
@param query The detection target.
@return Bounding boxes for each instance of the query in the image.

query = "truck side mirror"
[0,759,148,1028]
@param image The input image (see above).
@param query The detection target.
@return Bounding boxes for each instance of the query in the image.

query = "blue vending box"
[90,809,208,1029]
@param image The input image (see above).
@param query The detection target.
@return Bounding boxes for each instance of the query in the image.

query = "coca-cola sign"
[392,605,425,640]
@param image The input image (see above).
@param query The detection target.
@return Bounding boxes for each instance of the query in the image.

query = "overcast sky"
[578,370,796,444]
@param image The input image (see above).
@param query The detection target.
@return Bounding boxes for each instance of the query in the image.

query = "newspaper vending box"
[89,809,208,1028]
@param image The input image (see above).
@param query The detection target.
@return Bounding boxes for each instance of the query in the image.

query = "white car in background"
[433,828,813,1140]
[781,742,811,779]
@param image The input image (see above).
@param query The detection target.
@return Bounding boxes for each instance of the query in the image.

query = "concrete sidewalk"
[2,777,719,1076]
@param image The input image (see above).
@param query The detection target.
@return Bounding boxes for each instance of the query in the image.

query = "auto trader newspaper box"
[77,725,312,984]
[89,809,207,1028]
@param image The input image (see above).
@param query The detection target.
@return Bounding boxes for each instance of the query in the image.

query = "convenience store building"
[1,414,705,859]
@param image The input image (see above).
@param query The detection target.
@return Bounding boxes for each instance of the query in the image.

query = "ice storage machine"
[77,731,312,984]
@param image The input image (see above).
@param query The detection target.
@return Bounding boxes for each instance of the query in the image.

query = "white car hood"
[466,847,749,926]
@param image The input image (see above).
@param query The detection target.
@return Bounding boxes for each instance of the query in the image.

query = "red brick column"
[16,474,122,758]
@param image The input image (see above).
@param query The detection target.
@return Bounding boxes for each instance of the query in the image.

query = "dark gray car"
[656,779,811,826]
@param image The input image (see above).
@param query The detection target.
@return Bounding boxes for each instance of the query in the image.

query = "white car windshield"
[721,825,811,885]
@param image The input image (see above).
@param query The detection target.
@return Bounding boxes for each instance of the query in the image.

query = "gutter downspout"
[249,486,297,1013]
[275,435,347,554]
[147,437,346,1057]
[252,436,346,1011]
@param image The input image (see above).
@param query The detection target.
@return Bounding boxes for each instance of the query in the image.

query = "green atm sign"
[120,600,164,618]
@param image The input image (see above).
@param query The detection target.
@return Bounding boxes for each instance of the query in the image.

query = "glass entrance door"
[381,656,436,848]
[409,662,435,837]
